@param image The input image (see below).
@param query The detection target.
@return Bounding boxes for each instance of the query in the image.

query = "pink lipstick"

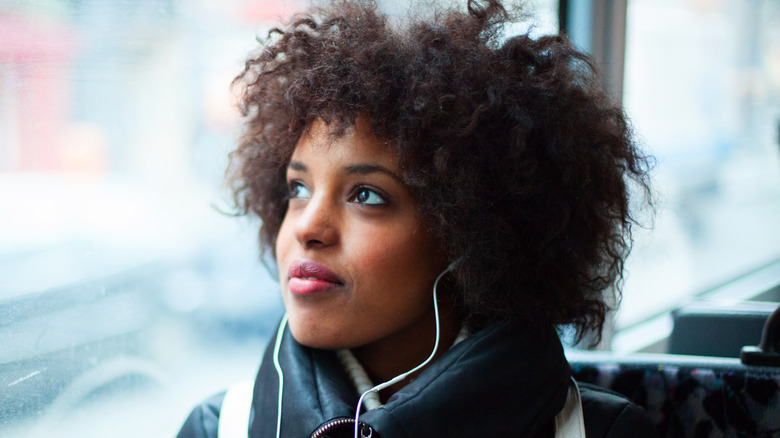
[287,260,344,295]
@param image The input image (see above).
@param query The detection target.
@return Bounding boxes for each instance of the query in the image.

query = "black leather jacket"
[178,320,658,438]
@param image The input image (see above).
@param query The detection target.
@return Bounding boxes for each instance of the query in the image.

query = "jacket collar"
[250,319,570,437]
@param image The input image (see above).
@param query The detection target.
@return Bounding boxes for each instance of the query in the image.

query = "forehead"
[291,118,399,170]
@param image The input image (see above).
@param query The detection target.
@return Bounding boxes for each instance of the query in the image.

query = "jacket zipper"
[309,416,374,438]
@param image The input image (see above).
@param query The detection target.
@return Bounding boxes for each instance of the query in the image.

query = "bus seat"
[668,300,777,358]
[741,304,780,366]
[567,351,780,437]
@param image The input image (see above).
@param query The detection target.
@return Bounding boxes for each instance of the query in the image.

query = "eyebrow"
[344,164,403,183]
[288,161,307,172]
[287,161,403,184]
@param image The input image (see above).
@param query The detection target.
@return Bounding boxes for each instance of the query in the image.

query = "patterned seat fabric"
[568,352,780,438]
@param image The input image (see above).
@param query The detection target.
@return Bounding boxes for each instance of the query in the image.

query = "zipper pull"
[359,424,374,438]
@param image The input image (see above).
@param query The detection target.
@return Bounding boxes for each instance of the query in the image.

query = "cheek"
[275,217,294,280]
[349,225,441,289]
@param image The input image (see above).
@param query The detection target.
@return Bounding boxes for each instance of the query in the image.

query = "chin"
[287,320,347,350]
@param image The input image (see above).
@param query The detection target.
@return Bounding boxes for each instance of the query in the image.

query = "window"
[614,0,780,351]
[1,1,293,435]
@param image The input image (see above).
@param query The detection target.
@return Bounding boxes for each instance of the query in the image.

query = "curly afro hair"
[229,0,652,344]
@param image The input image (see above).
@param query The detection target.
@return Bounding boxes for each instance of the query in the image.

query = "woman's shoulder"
[578,382,658,438]
[176,391,225,438]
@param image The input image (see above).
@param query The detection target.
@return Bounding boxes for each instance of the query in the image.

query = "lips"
[287,260,344,295]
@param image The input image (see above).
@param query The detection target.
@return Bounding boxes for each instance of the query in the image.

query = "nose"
[293,195,338,249]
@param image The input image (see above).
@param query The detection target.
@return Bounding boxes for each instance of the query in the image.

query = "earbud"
[447,257,463,272]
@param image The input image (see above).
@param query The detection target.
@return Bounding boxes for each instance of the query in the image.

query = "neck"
[351,304,461,402]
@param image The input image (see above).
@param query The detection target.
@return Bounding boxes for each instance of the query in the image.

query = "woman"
[179,0,657,436]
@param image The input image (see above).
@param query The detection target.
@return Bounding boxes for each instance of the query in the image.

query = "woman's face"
[275,118,447,354]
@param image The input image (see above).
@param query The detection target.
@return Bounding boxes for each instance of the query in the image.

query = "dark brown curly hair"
[229,0,652,344]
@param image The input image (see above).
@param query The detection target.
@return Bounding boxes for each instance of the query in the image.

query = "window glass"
[1,0,295,435]
[618,0,780,341]
[0,1,559,436]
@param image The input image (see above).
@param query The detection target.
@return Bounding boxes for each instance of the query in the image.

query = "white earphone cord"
[352,261,456,438]
[272,313,289,438]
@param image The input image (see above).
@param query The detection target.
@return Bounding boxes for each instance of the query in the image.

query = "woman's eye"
[288,182,311,199]
[351,187,386,205]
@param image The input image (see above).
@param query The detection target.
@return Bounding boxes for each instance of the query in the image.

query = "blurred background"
[0,0,777,436]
